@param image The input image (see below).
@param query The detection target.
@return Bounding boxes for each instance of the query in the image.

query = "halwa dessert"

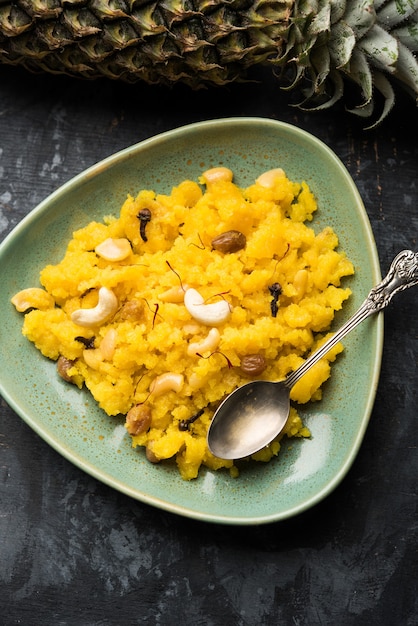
[12,167,354,480]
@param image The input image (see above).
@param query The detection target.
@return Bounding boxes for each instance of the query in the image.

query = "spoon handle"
[285,249,418,389]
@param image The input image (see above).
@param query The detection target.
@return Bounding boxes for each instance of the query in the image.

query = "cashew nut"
[71,287,118,328]
[150,372,184,396]
[159,284,188,303]
[187,327,220,356]
[256,168,286,188]
[99,328,118,360]
[82,348,103,370]
[11,287,55,312]
[201,167,233,185]
[183,323,202,335]
[145,443,160,464]
[293,269,309,298]
[95,238,132,261]
[184,288,231,326]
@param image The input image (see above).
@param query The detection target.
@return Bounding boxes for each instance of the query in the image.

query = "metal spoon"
[207,249,418,460]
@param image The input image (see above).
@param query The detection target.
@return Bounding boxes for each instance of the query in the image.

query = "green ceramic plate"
[0,118,382,525]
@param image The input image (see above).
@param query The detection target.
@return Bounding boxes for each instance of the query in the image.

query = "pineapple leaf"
[394,39,418,93]
[359,23,400,73]
[297,68,345,109]
[377,0,418,28]
[310,43,331,87]
[328,20,356,68]
[344,47,373,104]
[344,0,376,40]
[307,0,331,36]
[347,98,375,118]
[330,0,347,25]
[364,71,396,127]
[373,0,393,9]
[392,22,418,52]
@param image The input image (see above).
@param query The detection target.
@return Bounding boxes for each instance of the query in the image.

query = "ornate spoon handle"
[285,250,418,389]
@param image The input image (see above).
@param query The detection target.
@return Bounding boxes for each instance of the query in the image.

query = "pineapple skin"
[0,0,293,86]
[0,0,417,124]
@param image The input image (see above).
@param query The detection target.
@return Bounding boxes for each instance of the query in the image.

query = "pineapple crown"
[283,0,418,125]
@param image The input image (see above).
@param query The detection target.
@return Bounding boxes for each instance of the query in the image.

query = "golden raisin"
[116,300,144,321]
[211,230,246,254]
[57,356,77,383]
[125,404,152,436]
[239,354,267,377]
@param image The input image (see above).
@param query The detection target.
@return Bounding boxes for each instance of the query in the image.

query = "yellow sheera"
[14,168,354,480]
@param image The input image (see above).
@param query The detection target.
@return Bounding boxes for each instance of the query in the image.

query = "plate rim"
[0,117,383,525]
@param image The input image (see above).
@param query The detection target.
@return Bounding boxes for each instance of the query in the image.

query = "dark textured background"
[0,63,417,625]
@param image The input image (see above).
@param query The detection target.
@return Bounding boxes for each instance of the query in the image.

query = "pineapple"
[0,0,417,124]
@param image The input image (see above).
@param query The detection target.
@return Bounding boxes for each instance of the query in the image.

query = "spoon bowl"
[207,250,418,460]
[207,380,291,459]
